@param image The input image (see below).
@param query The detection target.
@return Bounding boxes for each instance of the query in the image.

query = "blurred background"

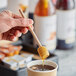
[0,0,76,76]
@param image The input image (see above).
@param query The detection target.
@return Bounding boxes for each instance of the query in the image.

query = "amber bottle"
[34,0,56,52]
[56,0,75,50]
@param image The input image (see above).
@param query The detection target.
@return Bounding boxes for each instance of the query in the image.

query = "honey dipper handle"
[19,9,42,47]
[29,26,42,46]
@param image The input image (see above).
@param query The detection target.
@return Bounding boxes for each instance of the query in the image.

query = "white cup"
[27,60,58,76]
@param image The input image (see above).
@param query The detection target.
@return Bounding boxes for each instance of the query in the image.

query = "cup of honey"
[27,60,58,76]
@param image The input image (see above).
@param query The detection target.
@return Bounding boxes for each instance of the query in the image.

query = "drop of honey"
[42,59,44,71]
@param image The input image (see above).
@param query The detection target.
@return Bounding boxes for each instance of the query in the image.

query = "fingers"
[8,29,22,37]
[6,10,22,18]
[2,27,29,41]
[10,27,29,35]
[3,33,18,41]
[21,28,28,34]
[12,25,33,34]
[12,14,22,19]
[10,36,18,41]
[0,10,13,17]
[0,10,22,19]
[8,27,29,41]
[0,23,11,33]
[15,30,22,37]
[0,10,33,33]
[10,25,33,41]
[9,29,22,37]
[13,18,33,27]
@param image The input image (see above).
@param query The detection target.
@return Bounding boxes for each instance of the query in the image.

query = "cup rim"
[27,60,58,73]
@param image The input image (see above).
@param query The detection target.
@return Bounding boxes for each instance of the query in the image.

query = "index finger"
[2,10,22,19]
[12,14,22,19]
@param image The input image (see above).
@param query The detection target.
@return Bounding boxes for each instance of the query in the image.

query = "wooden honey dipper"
[19,9,49,60]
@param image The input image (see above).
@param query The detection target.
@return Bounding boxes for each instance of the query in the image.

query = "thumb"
[13,18,33,28]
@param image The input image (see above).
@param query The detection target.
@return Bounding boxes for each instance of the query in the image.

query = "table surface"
[55,45,76,76]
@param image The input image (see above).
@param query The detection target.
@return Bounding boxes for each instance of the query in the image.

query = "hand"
[0,10,33,41]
